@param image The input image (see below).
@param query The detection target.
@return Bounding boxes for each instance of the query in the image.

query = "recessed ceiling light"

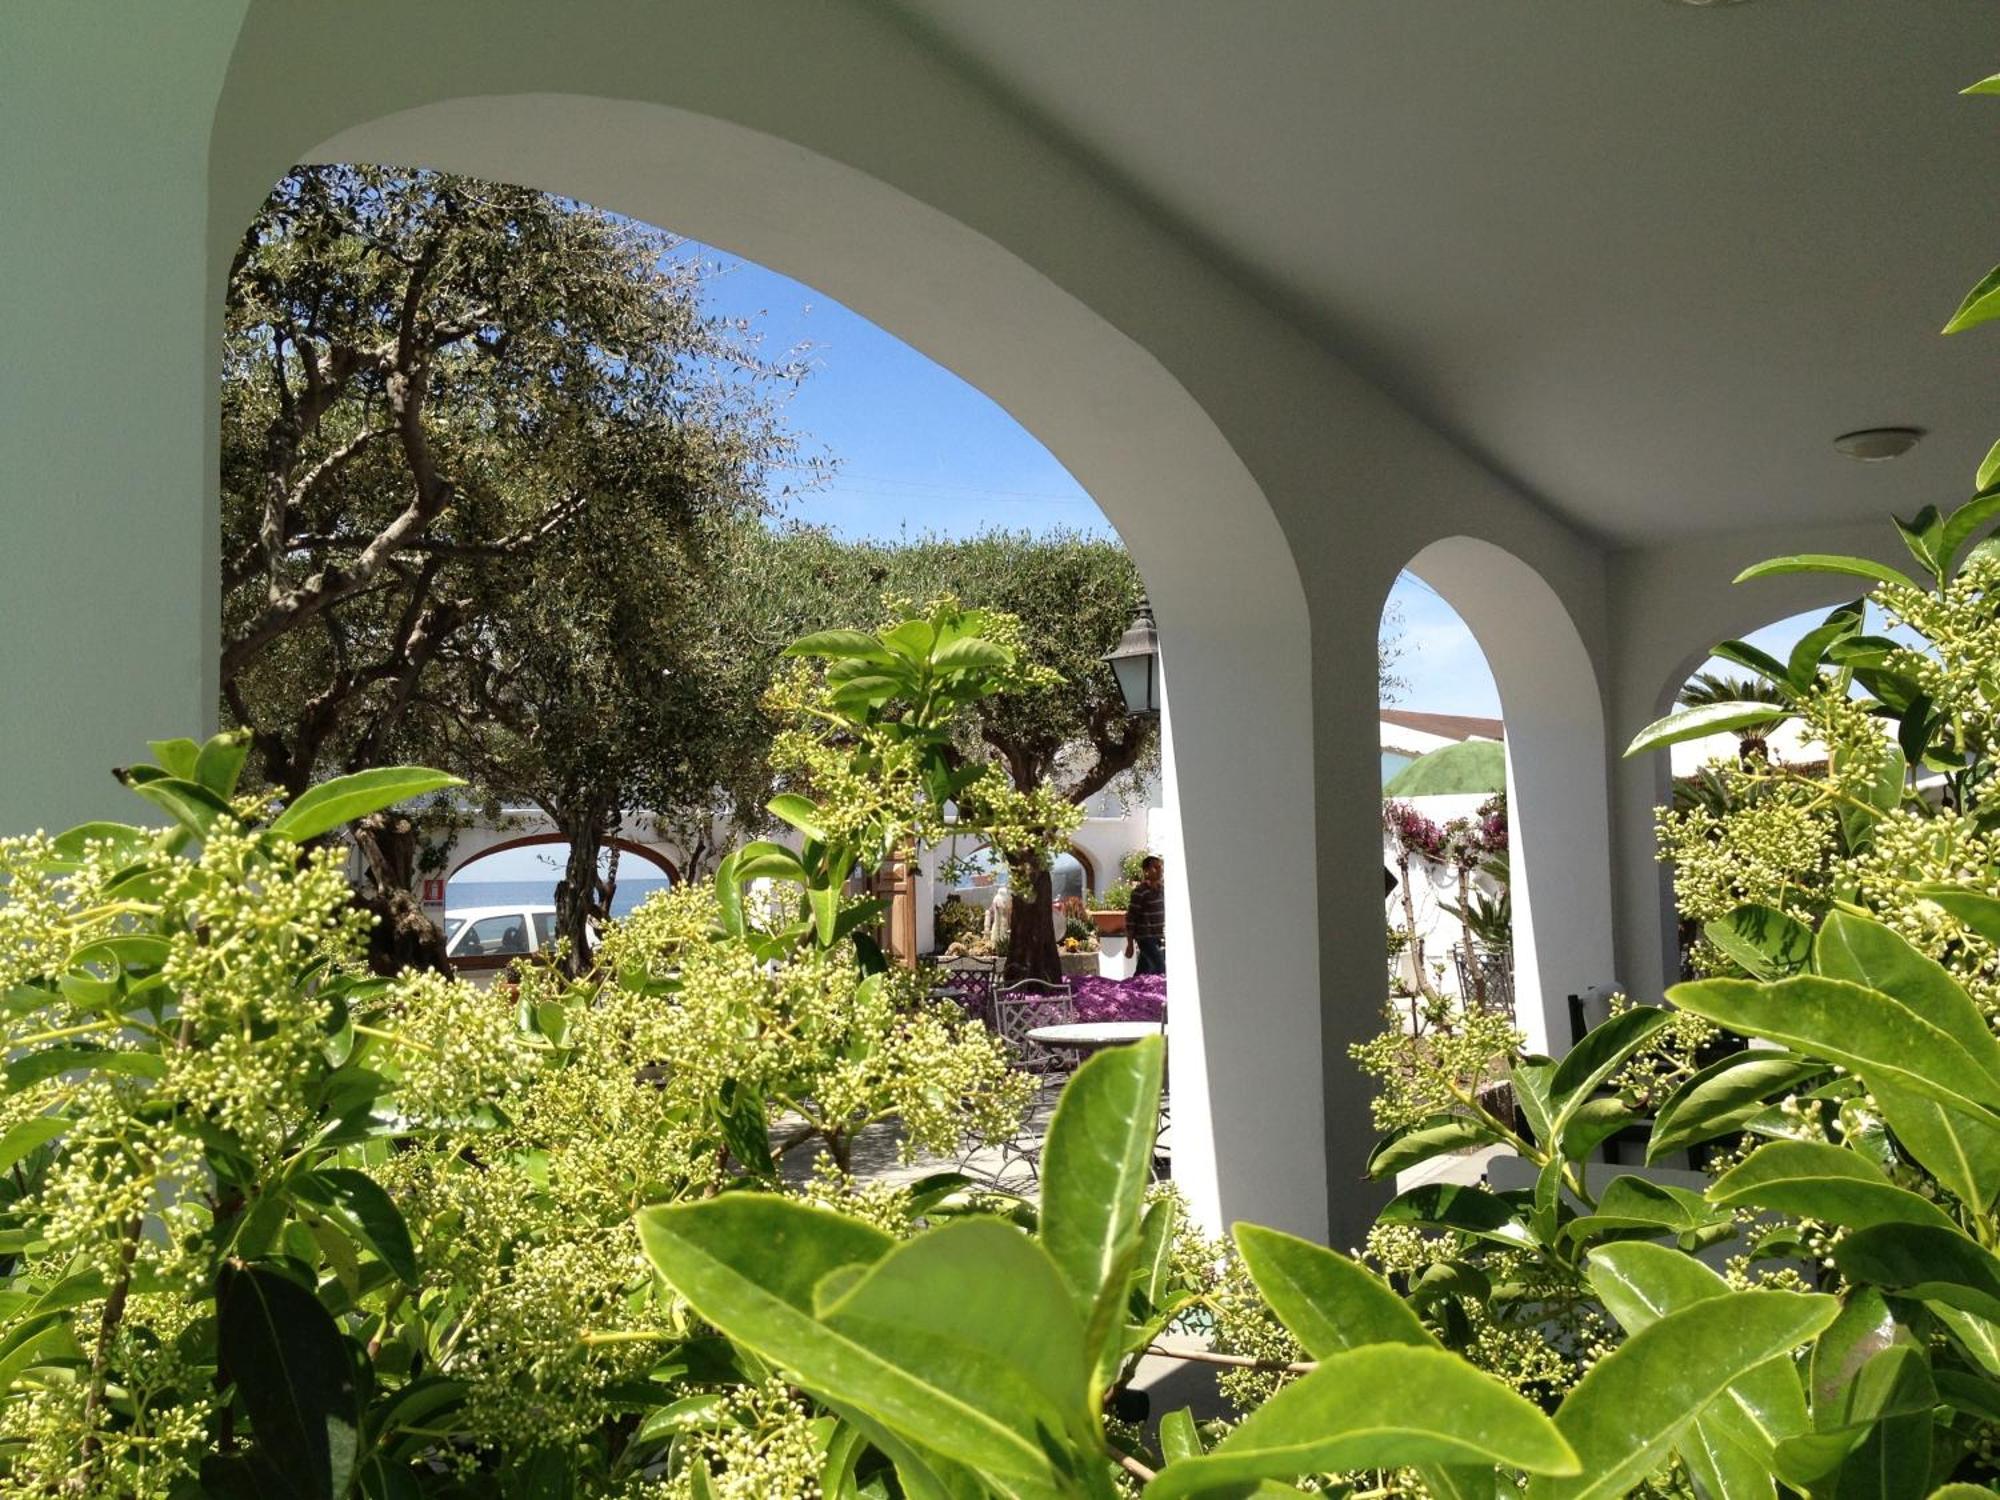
[1666,0,1749,7]
[1833,427,1925,462]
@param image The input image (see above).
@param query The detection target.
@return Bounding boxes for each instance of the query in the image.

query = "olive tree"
[220,165,808,956]
[879,530,1153,979]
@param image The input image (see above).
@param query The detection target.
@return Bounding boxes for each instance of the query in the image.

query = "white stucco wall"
[5,2,1893,1244]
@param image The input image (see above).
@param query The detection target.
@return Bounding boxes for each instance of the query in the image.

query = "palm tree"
[1676,671,1788,763]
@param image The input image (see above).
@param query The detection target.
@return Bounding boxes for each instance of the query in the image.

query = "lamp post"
[1104,595,1161,717]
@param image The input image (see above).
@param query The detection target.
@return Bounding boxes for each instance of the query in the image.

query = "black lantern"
[1104,595,1161,716]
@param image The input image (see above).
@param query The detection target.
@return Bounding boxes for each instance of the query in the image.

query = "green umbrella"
[1382,739,1506,797]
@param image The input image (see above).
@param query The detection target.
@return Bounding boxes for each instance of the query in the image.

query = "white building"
[5,5,1983,1243]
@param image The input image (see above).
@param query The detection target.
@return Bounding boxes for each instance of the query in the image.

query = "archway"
[1377,575,1514,1038]
[1403,537,1616,1055]
[199,90,1322,1238]
[446,833,679,890]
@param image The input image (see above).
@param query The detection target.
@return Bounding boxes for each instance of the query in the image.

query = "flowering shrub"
[1071,972,1167,1023]
[0,593,1061,1496]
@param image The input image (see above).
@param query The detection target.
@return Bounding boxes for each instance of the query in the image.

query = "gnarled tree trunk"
[1004,850,1062,983]
[552,798,623,976]
[351,812,449,977]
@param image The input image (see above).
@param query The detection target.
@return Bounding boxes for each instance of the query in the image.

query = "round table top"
[1024,1020,1165,1047]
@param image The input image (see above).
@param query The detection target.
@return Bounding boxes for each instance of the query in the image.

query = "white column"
[0,6,246,835]
[1408,538,1617,1057]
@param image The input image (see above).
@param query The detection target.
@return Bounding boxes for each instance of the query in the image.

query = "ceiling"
[890,0,2000,545]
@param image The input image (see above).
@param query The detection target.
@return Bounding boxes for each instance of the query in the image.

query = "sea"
[445,877,675,920]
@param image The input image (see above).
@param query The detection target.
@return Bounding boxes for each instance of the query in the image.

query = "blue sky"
[673,238,1510,719]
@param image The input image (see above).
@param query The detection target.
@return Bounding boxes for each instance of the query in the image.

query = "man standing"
[1126,854,1167,975]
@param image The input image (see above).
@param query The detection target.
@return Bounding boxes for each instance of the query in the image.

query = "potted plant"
[1089,878,1133,937]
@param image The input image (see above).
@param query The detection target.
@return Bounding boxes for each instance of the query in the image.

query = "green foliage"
[757,594,1084,919]
[220,165,811,965]
[1344,227,2000,1494]
[0,661,1040,1493]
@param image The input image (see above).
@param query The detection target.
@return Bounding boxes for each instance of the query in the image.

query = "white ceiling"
[891,0,2000,544]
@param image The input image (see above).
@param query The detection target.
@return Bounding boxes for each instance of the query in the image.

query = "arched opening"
[1377,574,1515,1046]
[1400,538,1616,1056]
[441,835,677,964]
[206,85,1321,1238]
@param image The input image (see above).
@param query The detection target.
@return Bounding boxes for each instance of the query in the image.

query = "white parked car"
[443,904,559,963]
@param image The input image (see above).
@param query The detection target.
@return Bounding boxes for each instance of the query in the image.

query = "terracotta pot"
[1089,910,1127,937]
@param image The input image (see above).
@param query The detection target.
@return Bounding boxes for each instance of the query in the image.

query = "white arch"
[253,93,1322,1238]
[1407,538,1617,1054]
[440,824,683,889]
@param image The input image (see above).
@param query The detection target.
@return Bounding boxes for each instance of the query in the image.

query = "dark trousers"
[1134,936,1166,975]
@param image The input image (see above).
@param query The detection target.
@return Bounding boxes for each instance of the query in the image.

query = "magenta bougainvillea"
[1384,793,1507,869]
[1071,973,1166,1023]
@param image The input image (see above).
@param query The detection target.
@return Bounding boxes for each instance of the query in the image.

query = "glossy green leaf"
[1625,702,1799,758]
[0,1116,66,1174]
[1944,263,2000,333]
[1587,1242,1809,1461]
[295,1168,419,1285]
[127,775,232,838]
[1528,1290,1838,1500]
[1233,1224,1434,1355]
[1809,1287,1903,1419]
[5,1046,163,1089]
[1378,1183,1531,1248]
[1559,1096,1642,1163]
[1813,911,1999,1070]
[764,793,828,844]
[815,1218,1090,1461]
[215,1265,360,1500]
[194,731,252,797]
[1680,1417,1777,1500]
[1233,1229,1497,1500]
[1563,1175,1727,1250]
[808,885,840,947]
[1711,638,1792,687]
[931,636,1011,671]
[1733,554,1920,591]
[1667,976,2000,1134]
[1649,1050,1827,1161]
[637,1197,1071,1485]
[1773,1344,1936,1493]
[1366,1113,1503,1178]
[1146,1345,1578,1500]
[1838,745,1909,852]
[1809,911,2000,1208]
[731,841,806,884]
[1509,1056,1557,1149]
[1039,1034,1163,1386]
[269,767,462,842]
[1896,506,1945,579]
[710,849,746,937]
[1549,1006,1671,1138]
[1787,600,1866,688]
[1703,904,1813,980]
[1934,1303,2000,1377]
[148,737,203,780]
[1136,1194,1177,1313]
[1940,486,2000,577]
[1913,883,2000,946]
[784,628,897,662]
[1708,1140,1957,1231]
[1159,1407,1202,1463]
[1835,1223,2000,1323]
